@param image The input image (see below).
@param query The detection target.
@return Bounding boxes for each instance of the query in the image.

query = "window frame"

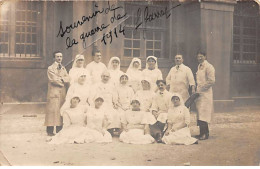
[0,1,47,68]
[233,1,260,65]
[122,1,169,61]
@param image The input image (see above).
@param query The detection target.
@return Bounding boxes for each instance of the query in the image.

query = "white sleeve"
[166,68,172,85]
[187,67,195,86]
[63,112,71,127]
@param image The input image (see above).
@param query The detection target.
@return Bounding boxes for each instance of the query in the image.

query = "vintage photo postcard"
[0,0,260,166]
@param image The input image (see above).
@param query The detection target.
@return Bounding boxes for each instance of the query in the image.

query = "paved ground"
[0,104,260,166]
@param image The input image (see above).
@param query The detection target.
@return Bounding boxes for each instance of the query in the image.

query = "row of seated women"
[49,93,197,145]
[48,54,197,145]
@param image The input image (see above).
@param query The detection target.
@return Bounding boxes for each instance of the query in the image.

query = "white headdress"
[170,93,185,106]
[72,54,85,68]
[127,57,141,71]
[76,69,89,80]
[145,56,158,69]
[107,56,121,71]
[60,94,81,116]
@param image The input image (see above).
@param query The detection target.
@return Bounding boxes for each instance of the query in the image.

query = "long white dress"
[135,89,155,112]
[49,105,88,144]
[126,58,143,93]
[142,56,163,92]
[90,81,121,129]
[109,69,124,86]
[69,67,90,85]
[119,110,155,144]
[84,107,112,143]
[162,105,197,145]
[86,61,107,84]
[60,82,90,116]
[142,69,163,92]
[117,84,135,111]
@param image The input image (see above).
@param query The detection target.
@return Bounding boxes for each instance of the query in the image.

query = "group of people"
[44,49,215,145]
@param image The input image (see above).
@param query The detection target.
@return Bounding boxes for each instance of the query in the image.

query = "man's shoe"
[113,128,120,137]
[107,129,114,137]
[156,133,163,143]
[194,135,200,139]
[199,133,209,140]
[47,133,55,136]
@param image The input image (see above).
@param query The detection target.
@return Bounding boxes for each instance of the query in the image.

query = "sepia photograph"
[0,0,260,166]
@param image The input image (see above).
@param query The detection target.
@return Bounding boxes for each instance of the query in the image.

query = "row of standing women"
[45,50,205,145]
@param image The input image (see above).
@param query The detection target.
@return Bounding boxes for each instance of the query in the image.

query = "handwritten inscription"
[57,2,181,50]
[56,3,105,38]
[101,24,125,45]
[134,4,181,30]
[80,24,110,49]
[66,37,78,49]
[56,1,127,49]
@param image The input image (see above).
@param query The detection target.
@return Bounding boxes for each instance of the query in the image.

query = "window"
[124,2,168,59]
[233,1,260,64]
[0,1,42,59]
[145,31,163,58]
[124,29,141,57]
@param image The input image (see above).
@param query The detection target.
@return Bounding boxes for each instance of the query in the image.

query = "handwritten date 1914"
[101,24,125,45]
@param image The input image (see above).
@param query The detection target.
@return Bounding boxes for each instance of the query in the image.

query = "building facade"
[0,0,259,111]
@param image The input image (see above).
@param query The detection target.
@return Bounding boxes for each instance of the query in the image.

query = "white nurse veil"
[145,56,158,69]
[127,57,142,72]
[72,54,85,68]
[107,56,121,71]
[170,92,185,107]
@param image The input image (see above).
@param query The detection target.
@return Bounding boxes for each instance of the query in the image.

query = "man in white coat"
[86,49,107,84]
[195,51,215,140]
[166,54,195,102]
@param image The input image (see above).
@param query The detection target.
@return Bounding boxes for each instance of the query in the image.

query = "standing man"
[195,51,215,140]
[150,80,172,143]
[44,51,70,136]
[166,54,195,102]
[86,49,107,84]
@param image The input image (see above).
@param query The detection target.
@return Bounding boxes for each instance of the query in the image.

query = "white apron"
[195,62,214,123]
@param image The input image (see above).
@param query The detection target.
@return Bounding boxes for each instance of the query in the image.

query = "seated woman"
[142,56,163,92]
[126,57,142,93]
[49,96,88,144]
[117,74,135,111]
[135,78,155,112]
[119,99,155,144]
[69,54,90,85]
[162,93,198,145]
[107,56,124,87]
[90,70,121,136]
[60,70,90,115]
[84,96,113,143]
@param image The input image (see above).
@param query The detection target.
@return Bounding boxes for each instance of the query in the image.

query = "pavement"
[0,104,260,166]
